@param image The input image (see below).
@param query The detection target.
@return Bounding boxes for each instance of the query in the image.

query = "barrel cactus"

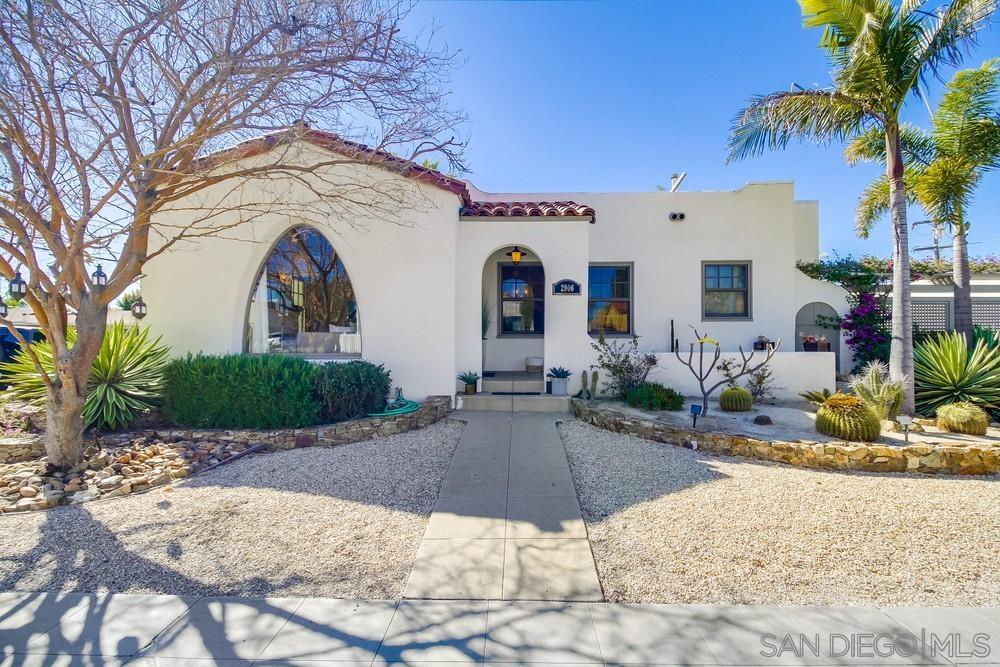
[936,402,989,436]
[814,393,881,442]
[719,386,752,412]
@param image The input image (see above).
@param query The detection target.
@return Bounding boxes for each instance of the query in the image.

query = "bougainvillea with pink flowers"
[840,292,890,371]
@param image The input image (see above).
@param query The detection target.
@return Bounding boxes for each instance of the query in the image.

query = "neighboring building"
[909,275,1000,332]
[142,130,849,405]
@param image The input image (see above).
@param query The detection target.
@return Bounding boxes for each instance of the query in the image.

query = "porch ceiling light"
[91,264,107,288]
[8,271,26,300]
[131,296,147,320]
[506,246,526,265]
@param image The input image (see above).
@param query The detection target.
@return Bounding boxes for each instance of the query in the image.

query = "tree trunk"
[886,127,915,414]
[952,222,973,345]
[42,299,108,468]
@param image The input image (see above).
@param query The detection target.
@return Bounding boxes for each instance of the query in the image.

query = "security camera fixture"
[668,212,686,222]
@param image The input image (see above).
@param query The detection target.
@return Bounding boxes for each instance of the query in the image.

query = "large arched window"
[246,226,360,356]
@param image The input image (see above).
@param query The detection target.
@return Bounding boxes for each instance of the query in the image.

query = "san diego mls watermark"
[760,630,991,660]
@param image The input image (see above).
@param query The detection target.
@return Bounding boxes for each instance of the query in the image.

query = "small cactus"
[719,386,752,412]
[579,370,590,399]
[814,393,881,442]
[936,402,989,436]
[590,371,598,399]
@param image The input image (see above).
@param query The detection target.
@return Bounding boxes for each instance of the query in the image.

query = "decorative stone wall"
[0,436,45,464]
[572,400,999,476]
[112,395,454,452]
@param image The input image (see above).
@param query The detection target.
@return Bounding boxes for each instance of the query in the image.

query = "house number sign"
[552,279,581,295]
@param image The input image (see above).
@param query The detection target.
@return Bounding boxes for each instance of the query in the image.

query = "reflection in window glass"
[500,265,544,334]
[703,262,750,319]
[588,265,631,334]
[247,226,361,355]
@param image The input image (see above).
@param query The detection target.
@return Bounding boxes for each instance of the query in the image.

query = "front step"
[481,377,545,394]
[456,393,570,413]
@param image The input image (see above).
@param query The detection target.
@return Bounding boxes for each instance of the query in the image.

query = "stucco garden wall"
[143,143,461,400]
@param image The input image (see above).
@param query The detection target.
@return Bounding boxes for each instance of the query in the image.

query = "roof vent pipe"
[670,172,687,192]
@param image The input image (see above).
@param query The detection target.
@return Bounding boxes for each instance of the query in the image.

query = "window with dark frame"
[588,265,632,334]
[500,264,544,334]
[703,263,750,319]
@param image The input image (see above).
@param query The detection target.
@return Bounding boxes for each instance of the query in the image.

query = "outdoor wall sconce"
[91,264,107,288]
[131,296,148,320]
[8,271,26,300]
[506,246,526,264]
[0,300,7,318]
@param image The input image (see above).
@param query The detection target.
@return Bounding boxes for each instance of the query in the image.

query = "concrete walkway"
[3,591,998,665]
[403,411,602,601]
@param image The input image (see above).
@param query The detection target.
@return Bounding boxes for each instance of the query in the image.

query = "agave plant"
[914,332,1000,416]
[0,322,170,431]
[849,361,905,420]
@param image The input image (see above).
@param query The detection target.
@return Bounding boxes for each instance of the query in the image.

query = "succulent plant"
[849,360,904,420]
[936,401,989,436]
[590,371,598,399]
[719,386,752,412]
[814,393,881,442]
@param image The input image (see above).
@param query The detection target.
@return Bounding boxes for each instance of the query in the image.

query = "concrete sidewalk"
[2,591,999,665]
[404,411,602,601]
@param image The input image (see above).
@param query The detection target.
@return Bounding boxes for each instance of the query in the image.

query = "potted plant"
[458,370,480,395]
[753,335,774,351]
[546,366,573,396]
[801,333,830,352]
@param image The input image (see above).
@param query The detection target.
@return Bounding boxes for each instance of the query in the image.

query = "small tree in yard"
[676,329,780,415]
[0,0,464,467]
[590,333,657,397]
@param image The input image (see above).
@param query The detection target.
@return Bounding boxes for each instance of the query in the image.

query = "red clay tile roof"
[197,128,472,204]
[460,201,596,221]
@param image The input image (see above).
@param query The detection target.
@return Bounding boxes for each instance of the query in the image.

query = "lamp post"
[131,296,147,320]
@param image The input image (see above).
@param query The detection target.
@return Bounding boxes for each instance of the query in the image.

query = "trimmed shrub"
[315,360,392,422]
[625,382,684,411]
[163,354,322,428]
[814,393,881,442]
[936,402,989,436]
[719,386,752,412]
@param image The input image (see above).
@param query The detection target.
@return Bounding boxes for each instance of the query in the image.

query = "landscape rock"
[753,415,774,426]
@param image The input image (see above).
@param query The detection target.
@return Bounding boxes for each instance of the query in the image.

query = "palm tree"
[727,0,995,414]
[849,60,1000,345]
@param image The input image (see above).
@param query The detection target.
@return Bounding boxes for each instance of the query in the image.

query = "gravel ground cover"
[0,419,463,599]
[560,419,1000,607]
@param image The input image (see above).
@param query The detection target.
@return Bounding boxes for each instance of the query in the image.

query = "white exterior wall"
[142,143,461,400]
[649,352,836,399]
[142,138,848,403]
[470,182,850,378]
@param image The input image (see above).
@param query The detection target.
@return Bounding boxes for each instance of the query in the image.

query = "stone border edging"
[108,395,454,452]
[571,400,999,476]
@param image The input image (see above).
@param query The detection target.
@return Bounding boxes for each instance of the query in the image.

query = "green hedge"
[315,360,392,422]
[163,354,322,428]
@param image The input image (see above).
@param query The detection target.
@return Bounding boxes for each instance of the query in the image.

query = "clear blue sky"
[406,1,1000,259]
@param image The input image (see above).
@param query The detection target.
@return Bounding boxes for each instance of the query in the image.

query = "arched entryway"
[245,225,361,357]
[795,301,840,370]
[480,245,545,388]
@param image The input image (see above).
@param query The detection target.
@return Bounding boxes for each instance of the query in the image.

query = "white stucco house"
[143,130,851,408]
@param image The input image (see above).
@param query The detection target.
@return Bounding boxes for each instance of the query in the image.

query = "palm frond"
[854,170,920,237]
[845,124,936,167]
[801,0,894,63]
[910,0,996,86]
[933,58,1000,165]
[727,88,868,163]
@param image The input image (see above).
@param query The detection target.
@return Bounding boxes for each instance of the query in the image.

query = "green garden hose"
[368,388,422,417]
